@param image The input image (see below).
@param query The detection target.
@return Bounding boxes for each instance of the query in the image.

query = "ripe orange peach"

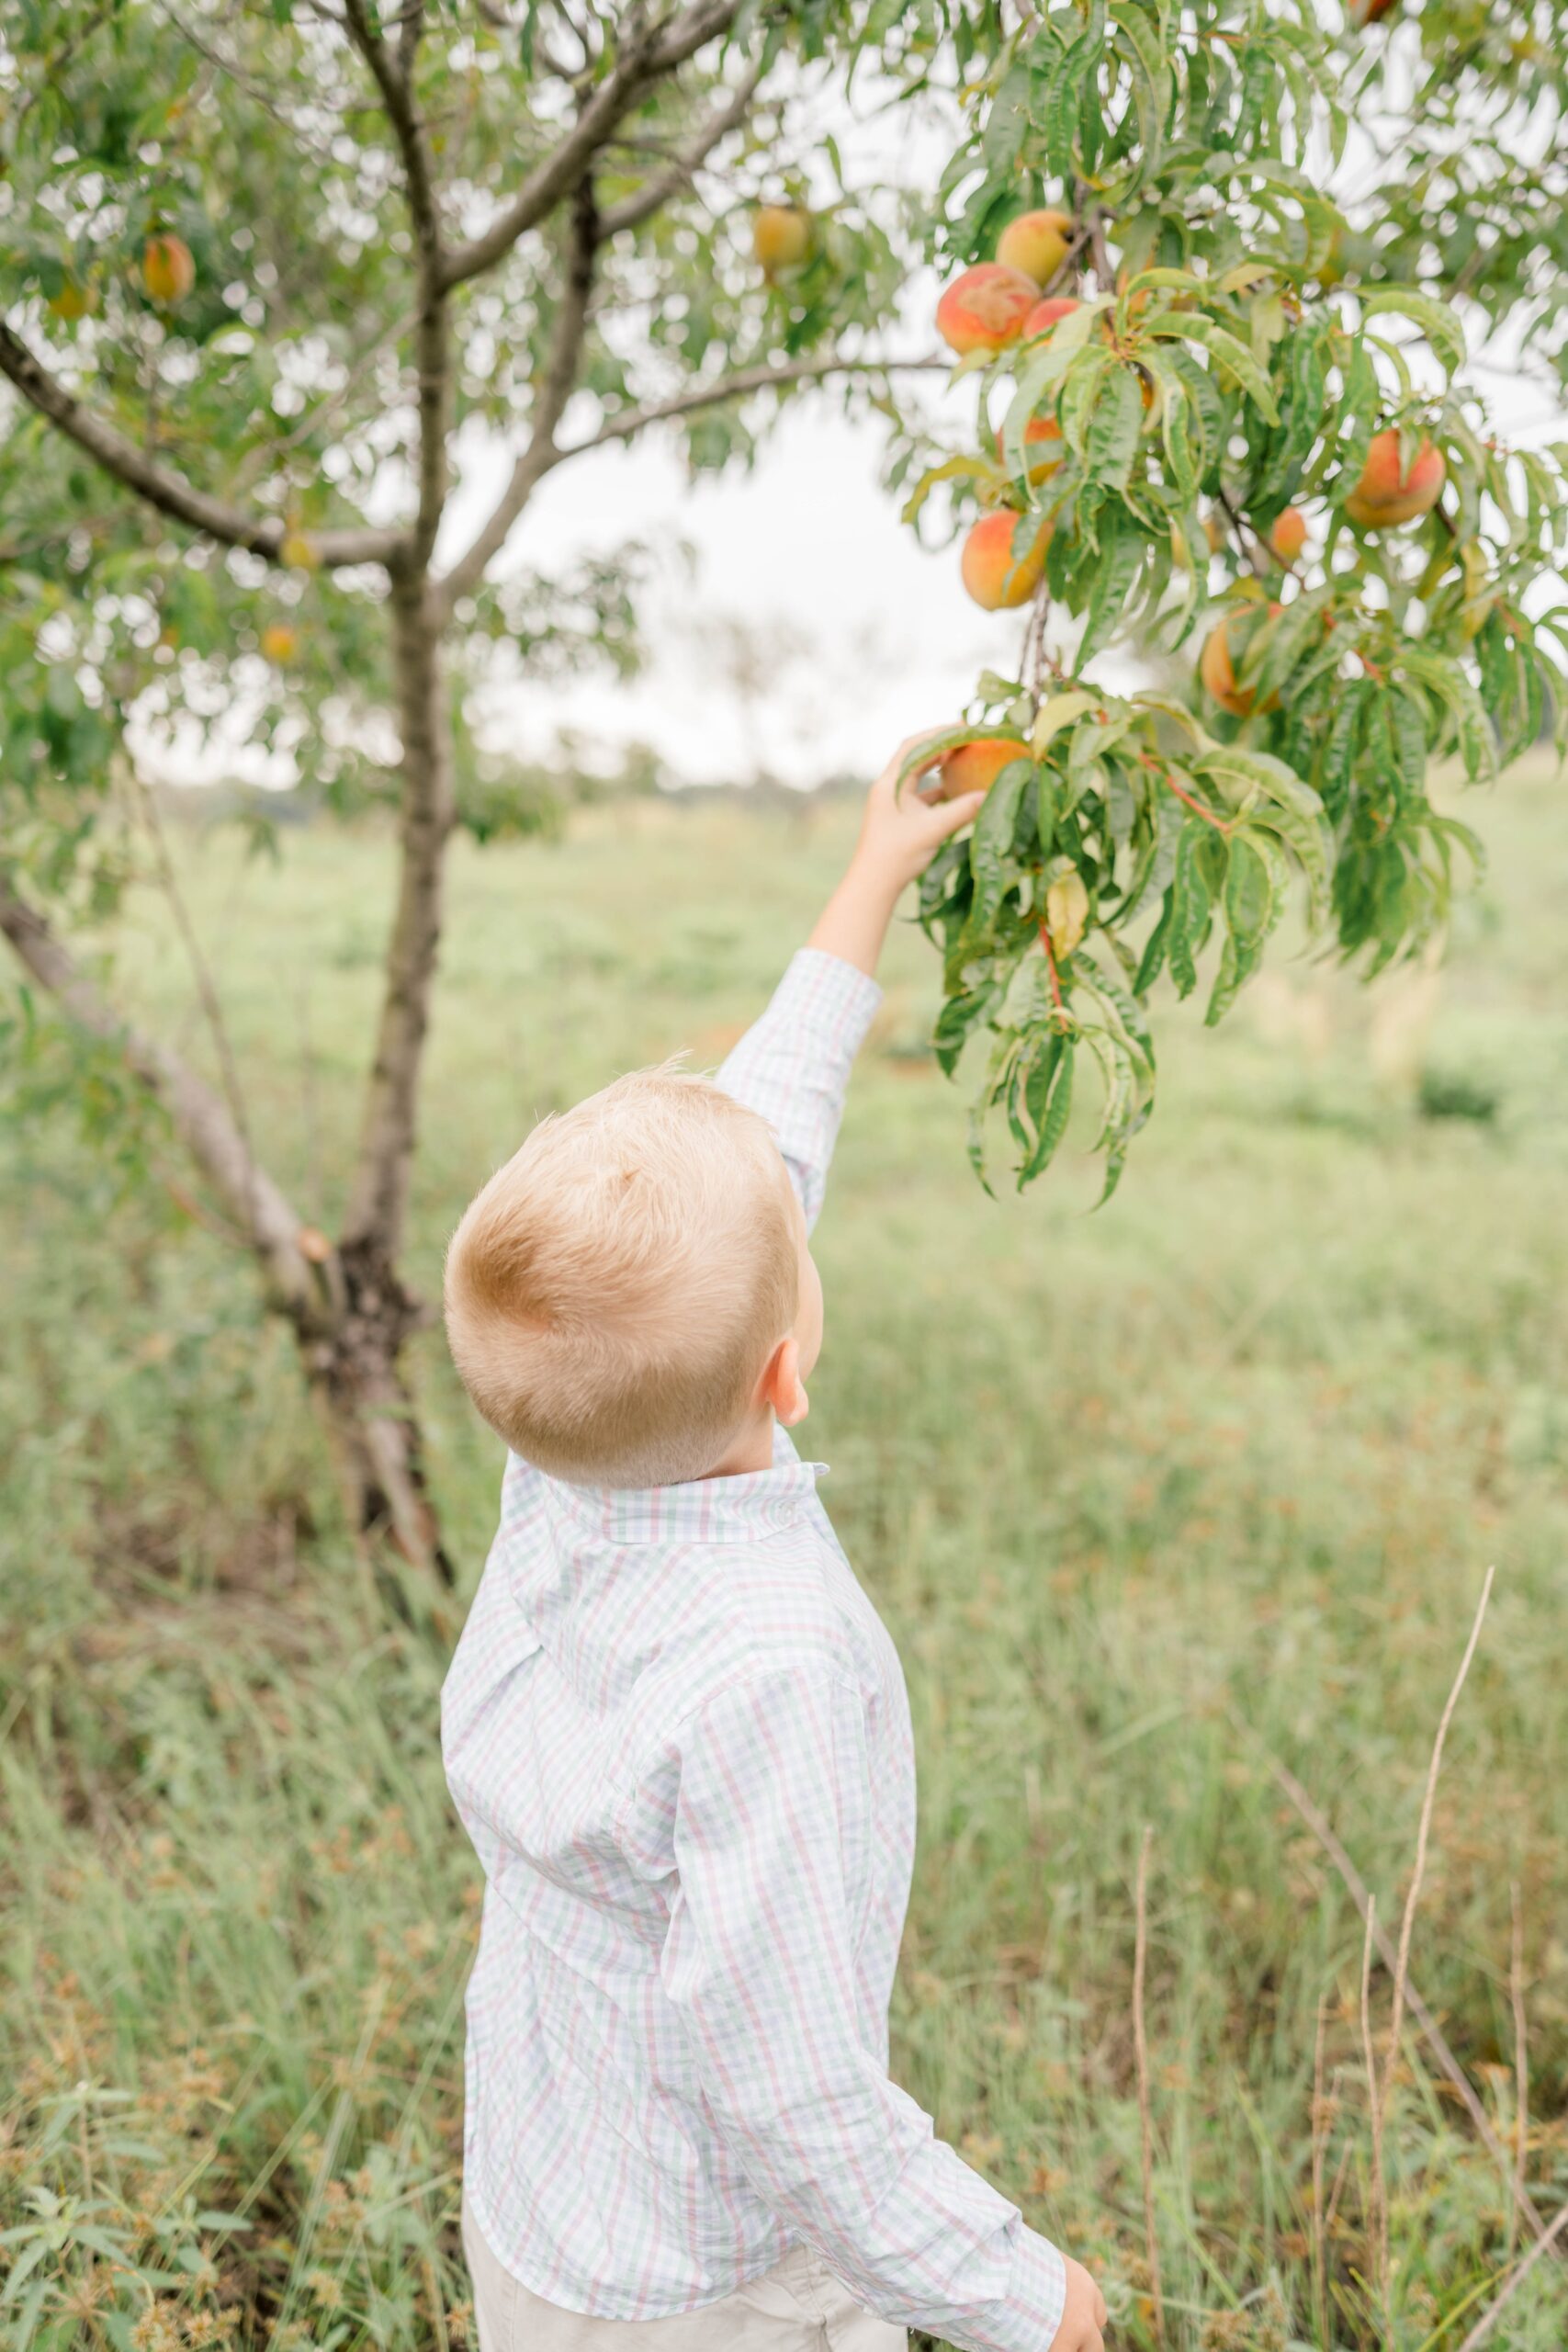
[936,264,1039,356]
[752,206,812,278]
[260,623,299,663]
[960,511,1050,610]
[937,736,1031,799]
[1199,603,1281,718]
[1345,431,1446,528]
[1023,296,1081,337]
[1269,505,1307,563]
[142,232,196,306]
[997,209,1075,288]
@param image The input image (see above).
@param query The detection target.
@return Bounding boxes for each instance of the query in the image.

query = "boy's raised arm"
[716,736,985,1232]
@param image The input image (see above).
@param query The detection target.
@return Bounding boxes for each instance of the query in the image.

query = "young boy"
[441,741,1107,2352]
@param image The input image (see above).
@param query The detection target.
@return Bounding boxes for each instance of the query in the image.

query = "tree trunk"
[341,582,455,1261]
[0,872,456,1591]
[294,1238,455,1589]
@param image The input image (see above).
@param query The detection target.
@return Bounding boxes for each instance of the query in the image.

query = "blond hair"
[444,1067,799,1488]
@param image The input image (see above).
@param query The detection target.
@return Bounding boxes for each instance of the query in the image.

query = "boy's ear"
[760,1336,810,1429]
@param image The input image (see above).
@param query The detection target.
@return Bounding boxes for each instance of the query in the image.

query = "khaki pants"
[462,2199,908,2352]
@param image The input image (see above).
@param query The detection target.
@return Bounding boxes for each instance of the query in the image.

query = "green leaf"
[1360,288,1467,379]
[1143,311,1281,424]
[1077,521,1145,668]
[1020,1035,1075,1186]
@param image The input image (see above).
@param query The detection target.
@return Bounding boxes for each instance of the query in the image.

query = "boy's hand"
[807,731,987,980]
[850,729,987,897]
[1047,2257,1108,2352]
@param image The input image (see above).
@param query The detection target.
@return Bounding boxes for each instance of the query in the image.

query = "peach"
[936,264,1039,356]
[1269,505,1307,563]
[1345,430,1446,528]
[937,736,1032,800]
[995,413,1063,482]
[49,277,93,322]
[960,511,1050,610]
[997,209,1075,288]
[752,206,811,278]
[142,232,195,306]
[260,623,299,663]
[1023,296,1081,336]
[1200,603,1281,718]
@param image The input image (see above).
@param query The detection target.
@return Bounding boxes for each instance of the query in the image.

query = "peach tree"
[905,0,1568,1197]
[0,0,953,1579]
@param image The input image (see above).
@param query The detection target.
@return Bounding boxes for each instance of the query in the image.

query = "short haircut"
[444,1067,800,1489]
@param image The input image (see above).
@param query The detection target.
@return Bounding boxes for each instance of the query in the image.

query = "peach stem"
[1139,752,1234,834]
[1037,922,1066,1011]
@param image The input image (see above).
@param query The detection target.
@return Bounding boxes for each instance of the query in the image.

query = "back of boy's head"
[444,1067,800,1489]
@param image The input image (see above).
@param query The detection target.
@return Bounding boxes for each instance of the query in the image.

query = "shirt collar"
[547,1457,827,1546]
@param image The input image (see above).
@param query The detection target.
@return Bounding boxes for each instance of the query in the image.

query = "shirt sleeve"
[660,1668,1067,2352]
[715,948,882,1233]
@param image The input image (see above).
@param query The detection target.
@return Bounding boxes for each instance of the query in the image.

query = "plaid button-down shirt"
[443,950,1067,2351]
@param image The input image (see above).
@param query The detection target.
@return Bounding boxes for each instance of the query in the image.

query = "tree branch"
[433,350,943,604]
[341,0,449,565]
[339,580,455,1263]
[439,0,742,290]
[436,180,601,613]
[0,322,400,567]
[599,54,765,237]
[0,875,319,1316]
[565,349,947,453]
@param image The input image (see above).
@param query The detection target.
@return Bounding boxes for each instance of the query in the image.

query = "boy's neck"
[702,1410,777,1480]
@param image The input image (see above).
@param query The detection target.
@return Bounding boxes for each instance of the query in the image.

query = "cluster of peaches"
[929,212,1449,792]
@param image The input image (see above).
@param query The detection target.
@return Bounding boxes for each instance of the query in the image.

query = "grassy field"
[3,763,1566,2352]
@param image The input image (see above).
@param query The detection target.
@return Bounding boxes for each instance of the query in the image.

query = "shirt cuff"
[775,947,883,1060]
[1000,2226,1067,2352]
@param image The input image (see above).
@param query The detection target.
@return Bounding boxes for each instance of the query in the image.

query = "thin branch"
[436,178,600,611]
[1456,2200,1568,2352]
[566,349,946,454]
[0,874,318,1315]
[1231,1711,1564,2264]
[154,0,342,156]
[439,0,742,290]
[434,351,945,605]
[1133,1826,1165,2346]
[0,322,399,567]
[341,0,448,564]
[133,776,263,1251]
[599,55,766,236]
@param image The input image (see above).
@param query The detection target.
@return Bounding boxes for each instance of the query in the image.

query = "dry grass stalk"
[1508,1880,1529,2265]
[1310,1997,1331,2349]
[1456,2199,1568,2351]
[1231,1700,1563,2267]
[1359,1897,1386,2318]
[1133,1824,1165,2346]
[1371,1566,1495,2293]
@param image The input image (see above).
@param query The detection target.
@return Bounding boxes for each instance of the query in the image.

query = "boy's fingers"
[930,789,987,835]
[888,729,950,786]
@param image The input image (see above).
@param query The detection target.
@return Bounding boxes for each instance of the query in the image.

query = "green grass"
[3,764,1567,2352]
